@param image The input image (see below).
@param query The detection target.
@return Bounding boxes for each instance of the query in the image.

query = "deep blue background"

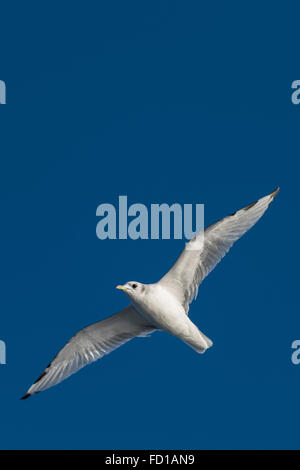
[0,1,299,450]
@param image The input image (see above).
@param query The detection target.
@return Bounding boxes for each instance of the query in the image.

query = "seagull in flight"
[21,188,279,399]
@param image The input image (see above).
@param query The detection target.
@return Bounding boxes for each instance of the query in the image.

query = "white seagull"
[21,188,279,399]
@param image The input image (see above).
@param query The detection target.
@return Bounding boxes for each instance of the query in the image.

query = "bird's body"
[22,188,279,399]
[132,283,186,330]
[131,283,211,353]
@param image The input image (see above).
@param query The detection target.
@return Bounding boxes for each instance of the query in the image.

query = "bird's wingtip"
[271,187,280,198]
[265,187,280,206]
[20,393,31,400]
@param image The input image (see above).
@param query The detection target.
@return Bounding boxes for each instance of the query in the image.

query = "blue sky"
[0,1,299,450]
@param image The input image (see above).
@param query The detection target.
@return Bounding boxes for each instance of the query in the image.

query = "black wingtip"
[267,187,280,206]
[271,187,280,198]
[20,393,31,400]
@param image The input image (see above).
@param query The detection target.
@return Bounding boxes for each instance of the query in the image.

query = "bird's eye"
[132,284,137,289]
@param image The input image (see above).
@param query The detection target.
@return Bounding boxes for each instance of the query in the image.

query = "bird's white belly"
[133,284,193,338]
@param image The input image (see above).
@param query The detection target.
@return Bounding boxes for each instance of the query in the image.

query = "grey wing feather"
[159,188,279,312]
[22,306,155,398]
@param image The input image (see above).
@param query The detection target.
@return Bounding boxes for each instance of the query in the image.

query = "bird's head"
[116,281,146,301]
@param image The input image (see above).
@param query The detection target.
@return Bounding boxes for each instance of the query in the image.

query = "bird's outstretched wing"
[159,188,279,313]
[21,306,155,399]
